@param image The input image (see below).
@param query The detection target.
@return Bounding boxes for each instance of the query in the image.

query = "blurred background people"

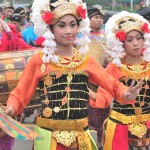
[87,4,105,42]
[9,13,22,32]
[136,0,150,23]
[0,7,3,18]
[14,7,28,29]
[2,2,14,22]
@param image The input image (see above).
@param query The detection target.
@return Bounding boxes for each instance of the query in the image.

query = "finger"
[130,79,135,88]
[133,78,144,89]
[5,107,13,116]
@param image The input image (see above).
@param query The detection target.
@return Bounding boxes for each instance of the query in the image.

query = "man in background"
[136,0,150,23]
[2,2,14,22]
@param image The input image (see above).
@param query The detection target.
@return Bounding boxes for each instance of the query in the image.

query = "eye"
[58,24,65,28]
[70,23,77,27]
[126,38,132,42]
[136,34,142,40]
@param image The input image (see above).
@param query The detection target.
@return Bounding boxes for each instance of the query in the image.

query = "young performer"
[4,1,143,150]
[90,11,150,150]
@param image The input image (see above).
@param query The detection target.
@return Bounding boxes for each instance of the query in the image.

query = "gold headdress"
[113,16,143,34]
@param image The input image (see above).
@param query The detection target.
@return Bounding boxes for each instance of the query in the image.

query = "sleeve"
[89,86,113,108]
[86,57,128,107]
[6,53,43,115]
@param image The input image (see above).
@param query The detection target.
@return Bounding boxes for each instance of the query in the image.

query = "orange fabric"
[89,87,112,108]
[90,62,135,108]
[86,58,128,108]
[7,54,128,115]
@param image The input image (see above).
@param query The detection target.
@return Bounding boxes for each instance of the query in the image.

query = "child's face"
[90,15,103,30]
[123,30,144,56]
[52,15,78,46]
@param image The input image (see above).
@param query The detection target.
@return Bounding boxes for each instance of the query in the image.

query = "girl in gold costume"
[4,1,143,150]
[90,11,150,150]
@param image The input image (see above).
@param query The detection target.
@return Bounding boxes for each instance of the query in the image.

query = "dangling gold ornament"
[128,123,147,138]
[44,76,53,85]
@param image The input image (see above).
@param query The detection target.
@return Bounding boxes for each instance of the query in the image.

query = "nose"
[133,39,138,45]
[65,26,72,34]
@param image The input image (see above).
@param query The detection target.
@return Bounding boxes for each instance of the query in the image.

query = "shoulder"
[106,62,124,79]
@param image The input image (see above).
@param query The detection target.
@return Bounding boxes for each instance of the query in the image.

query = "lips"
[63,36,73,40]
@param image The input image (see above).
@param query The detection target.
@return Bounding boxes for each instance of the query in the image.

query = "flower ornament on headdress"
[31,0,90,63]
[105,11,150,66]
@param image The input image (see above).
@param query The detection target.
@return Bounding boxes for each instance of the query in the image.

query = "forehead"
[4,8,14,11]
[126,30,141,36]
[58,14,77,22]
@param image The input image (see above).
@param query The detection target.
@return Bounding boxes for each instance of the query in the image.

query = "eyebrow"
[126,33,141,38]
[58,20,76,24]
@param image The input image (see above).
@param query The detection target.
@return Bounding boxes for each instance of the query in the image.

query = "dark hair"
[0,7,3,13]
[14,7,24,14]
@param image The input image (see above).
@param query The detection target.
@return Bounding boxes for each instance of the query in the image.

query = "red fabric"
[56,143,69,150]
[112,124,128,150]
[0,23,34,52]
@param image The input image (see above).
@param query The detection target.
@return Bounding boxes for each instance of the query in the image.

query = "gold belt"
[36,117,88,131]
[109,110,150,138]
[109,110,150,124]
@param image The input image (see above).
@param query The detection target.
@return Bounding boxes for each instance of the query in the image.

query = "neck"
[124,55,142,64]
[91,27,101,33]
[55,44,73,57]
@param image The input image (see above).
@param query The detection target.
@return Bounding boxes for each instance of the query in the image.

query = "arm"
[6,53,43,115]
[86,57,142,106]
[89,86,113,108]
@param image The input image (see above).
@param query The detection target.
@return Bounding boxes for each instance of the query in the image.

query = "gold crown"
[113,16,143,33]
[52,2,80,24]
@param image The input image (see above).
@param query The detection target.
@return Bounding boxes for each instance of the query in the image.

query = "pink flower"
[77,6,86,19]
[115,31,126,42]
[141,23,150,33]
[146,121,150,129]
[41,11,54,25]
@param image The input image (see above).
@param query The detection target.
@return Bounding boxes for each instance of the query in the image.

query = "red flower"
[77,6,86,19]
[141,23,150,33]
[41,11,54,25]
[36,36,46,47]
[115,31,126,42]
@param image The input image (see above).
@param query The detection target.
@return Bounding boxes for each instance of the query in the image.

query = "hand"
[124,78,144,101]
[5,106,15,116]
[89,88,96,102]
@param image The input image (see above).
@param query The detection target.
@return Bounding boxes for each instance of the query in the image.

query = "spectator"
[0,7,3,18]
[9,14,22,32]
[136,0,150,23]
[14,7,28,27]
[2,2,14,22]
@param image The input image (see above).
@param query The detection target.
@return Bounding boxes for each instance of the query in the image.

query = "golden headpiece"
[113,16,143,34]
[40,0,86,25]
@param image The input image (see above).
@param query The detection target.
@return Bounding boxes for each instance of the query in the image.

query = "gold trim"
[36,117,88,131]
[120,62,150,79]
[44,90,89,94]
[104,119,117,150]
[109,110,150,124]
[46,82,88,88]
[42,50,89,71]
